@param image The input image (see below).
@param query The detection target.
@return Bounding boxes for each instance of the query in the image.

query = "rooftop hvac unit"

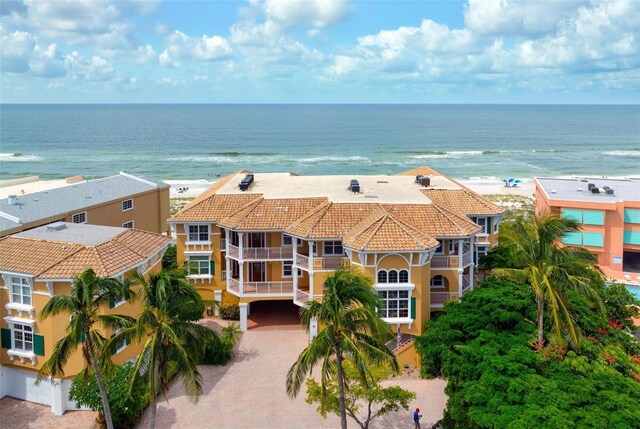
[591,187,600,194]
[587,183,595,191]
[350,179,360,193]
[415,175,423,183]
[605,188,614,195]
[238,173,255,191]
[7,195,17,205]
[418,176,431,187]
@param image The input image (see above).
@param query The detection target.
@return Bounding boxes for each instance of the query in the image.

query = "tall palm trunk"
[537,296,545,346]
[335,344,348,429]
[86,337,114,429]
[148,361,160,429]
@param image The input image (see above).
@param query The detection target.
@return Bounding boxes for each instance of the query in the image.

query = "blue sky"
[1,0,639,103]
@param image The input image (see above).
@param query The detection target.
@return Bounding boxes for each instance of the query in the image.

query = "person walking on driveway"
[413,408,423,428]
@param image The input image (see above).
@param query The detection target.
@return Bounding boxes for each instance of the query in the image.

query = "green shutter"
[109,296,115,309]
[624,230,640,245]
[583,210,604,225]
[410,297,416,319]
[624,209,640,224]
[562,209,583,223]
[110,333,117,355]
[34,334,45,356]
[583,232,604,247]
[487,218,492,234]
[562,232,582,245]
[210,260,215,276]
[1,328,11,349]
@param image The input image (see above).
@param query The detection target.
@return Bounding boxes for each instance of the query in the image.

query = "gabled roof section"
[0,236,84,277]
[218,197,328,230]
[0,227,170,280]
[344,209,439,252]
[420,188,505,216]
[381,204,481,237]
[286,203,381,239]
[396,166,443,177]
[170,171,261,222]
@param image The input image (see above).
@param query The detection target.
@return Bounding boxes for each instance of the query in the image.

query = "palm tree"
[122,269,218,429]
[37,268,135,429]
[493,212,604,347]
[286,268,398,429]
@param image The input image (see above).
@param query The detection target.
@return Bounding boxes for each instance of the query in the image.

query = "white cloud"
[263,0,350,28]
[64,51,116,81]
[1,28,66,77]
[159,30,232,67]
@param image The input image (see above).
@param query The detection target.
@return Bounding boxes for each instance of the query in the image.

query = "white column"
[293,241,299,295]
[309,272,315,300]
[51,379,64,416]
[214,290,222,316]
[0,365,6,400]
[225,256,231,290]
[239,232,245,295]
[309,317,318,342]
[469,235,476,288]
[239,303,248,331]
[239,262,245,295]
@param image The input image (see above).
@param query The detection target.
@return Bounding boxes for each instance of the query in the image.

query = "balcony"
[296,254,309,270]
[294,288,310,306]
[430,292,458,307]
[227,244,294,261]
[294,255,348,271]
[431,255,449,268]
[227,277,294,296]
[431,252,473,269]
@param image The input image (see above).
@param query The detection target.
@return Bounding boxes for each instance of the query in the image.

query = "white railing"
[228,277,240,294]
[462,251,473,267]
[296,254,310,270]
[318,256,344,270]
[431,255,448,268]
[243,281,294,295]
[221,270,227,281]
[295,288,310,304]
[228,244,240,259]
[430,292,458,306]
[461,275,472,295]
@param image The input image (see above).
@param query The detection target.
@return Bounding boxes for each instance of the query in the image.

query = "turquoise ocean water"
[1,104,639,181]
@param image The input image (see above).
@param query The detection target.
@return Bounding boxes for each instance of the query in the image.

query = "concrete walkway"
[139,328,447,429]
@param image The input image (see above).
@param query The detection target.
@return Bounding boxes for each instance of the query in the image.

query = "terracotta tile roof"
[218,198,328,230]
[381,204,481,237]
[396,166,443,177]
[420,188,505,216]
[170,171,261,222]
[286,203,381,239]
[344,210,439,251]
[0,230,170,280]
[0,236,84,276]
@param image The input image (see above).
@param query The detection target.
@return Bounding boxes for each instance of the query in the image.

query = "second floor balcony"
[227,244,294,261]
[228,277,294,297]
[294,254,349,271]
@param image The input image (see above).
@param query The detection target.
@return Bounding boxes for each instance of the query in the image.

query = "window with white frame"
[376,269,410,284]
[12,323,33,352]
[282,260,302,277]
[493,217,500,234]
[122,221,134,229]
[188,225,209,242]
[122,199,133,211]
[187,255,210,276]
[475,245,489,265]
[111,330,129,354]
[378,290,410,318]
[434,242,444,254]
[473,217,488,234]
[10,276,31,306]
[282,234,302,247]
[323,241,343,255]
[448,240,457,255]
[430,275,446,289]
[72,212,87,224]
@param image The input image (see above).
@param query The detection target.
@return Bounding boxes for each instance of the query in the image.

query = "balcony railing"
[462,251,472,267]
[430,292,459,306]
[461,275,471,291]
[431,255,448,268]
[296,254,309,270]
[295,255,348,271]
[227,278,294,296]
[228,277,240,294]
[226,244,294,261]
[295,288,310,304]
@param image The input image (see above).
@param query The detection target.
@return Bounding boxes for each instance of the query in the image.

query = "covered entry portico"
[242,299,302,331]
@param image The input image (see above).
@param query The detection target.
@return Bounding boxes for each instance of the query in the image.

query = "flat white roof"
[216,173,462,204]
[16,222,125,246]
[536,177,640,203]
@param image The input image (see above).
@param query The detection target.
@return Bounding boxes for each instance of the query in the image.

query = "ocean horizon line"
[2,102,640,107]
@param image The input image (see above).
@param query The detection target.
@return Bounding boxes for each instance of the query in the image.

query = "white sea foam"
[602,150,640,157]
[165,156,236,163]
[408,150,483,159]
[296,156,371,163]
[0,152,42,162]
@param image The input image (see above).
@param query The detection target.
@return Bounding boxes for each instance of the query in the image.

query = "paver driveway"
[0,397,97,429]
[139,327,447,429]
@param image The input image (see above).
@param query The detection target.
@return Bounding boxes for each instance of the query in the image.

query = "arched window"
[430,275,447,289]
[377,270,388,284]
[398,269,409,283]
[388,270,398,283]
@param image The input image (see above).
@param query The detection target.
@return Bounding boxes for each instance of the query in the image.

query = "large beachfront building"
[0,222,171,414]
[535,177,640,286]
[0,172,171,237]
[169,167,504,363]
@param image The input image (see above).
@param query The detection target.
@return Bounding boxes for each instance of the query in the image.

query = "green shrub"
[220,303,240,320]
[161,244,177,270]
[69,362,148,429]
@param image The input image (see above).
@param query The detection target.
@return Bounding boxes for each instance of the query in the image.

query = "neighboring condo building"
[535,177,640,286]
[0,222,171,414]
[169,167,504,364]
[0,172,171,237]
